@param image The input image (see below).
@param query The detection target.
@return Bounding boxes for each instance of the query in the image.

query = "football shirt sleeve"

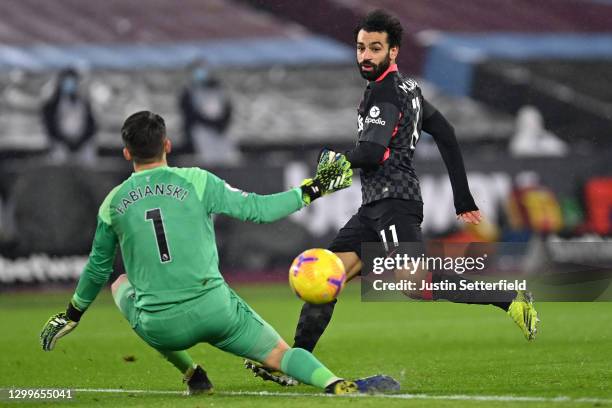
[71,216,118,312]
[70,186,120,313]
[359,88,401,148]
[422,99,478,214]
[344,141,387,169]
[202,171,304,223]
[422,98,438,121]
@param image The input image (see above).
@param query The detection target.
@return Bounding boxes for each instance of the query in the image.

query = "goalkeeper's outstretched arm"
[204,152,352,223]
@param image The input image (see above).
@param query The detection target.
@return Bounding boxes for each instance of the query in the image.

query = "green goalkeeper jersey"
[71,166,304,312]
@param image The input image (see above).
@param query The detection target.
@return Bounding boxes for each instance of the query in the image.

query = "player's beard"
[358,52,391,81]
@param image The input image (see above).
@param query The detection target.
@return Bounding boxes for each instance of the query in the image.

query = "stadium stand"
[244,0,612,72]
[243,0,612,147]
[0,1,515,156]
[0,0,352,156]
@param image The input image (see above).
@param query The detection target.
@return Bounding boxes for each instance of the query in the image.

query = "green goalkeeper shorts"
[113,279,281,362]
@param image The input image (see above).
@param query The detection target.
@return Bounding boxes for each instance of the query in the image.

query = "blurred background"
[1,0,611,289]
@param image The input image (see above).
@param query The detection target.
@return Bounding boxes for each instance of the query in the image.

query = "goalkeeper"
[40,111,396,395]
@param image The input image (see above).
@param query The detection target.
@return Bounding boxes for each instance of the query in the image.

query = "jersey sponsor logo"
[369,105,381,118]
[365,116,386,126]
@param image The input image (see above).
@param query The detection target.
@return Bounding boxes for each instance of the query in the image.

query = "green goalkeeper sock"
[280,348,340,389]
[158,350,195,374]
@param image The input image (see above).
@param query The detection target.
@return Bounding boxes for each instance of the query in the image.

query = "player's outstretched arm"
[203,153,352,223]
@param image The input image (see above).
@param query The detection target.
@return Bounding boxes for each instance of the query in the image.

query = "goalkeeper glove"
[300,149,352,205]
[40,302,83,351]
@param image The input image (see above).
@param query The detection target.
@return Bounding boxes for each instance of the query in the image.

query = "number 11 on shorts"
[380,224,399,252]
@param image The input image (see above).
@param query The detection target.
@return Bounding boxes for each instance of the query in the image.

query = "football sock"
[430,272,515,311]
[158,349,195,374]
[293,299,337,352]
[280,348,340,389]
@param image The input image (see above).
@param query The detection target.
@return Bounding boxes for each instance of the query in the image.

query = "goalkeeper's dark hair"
[121,111,166,164]
[354,9,403,49]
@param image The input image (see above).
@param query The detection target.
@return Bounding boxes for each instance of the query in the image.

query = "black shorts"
[328,198,423,258]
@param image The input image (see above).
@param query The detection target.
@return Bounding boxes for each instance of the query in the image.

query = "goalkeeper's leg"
[218,287,383,394]
[264,340,344,391]
[110,275,212,393]
[245,252,361,387]
[246,342,399,394]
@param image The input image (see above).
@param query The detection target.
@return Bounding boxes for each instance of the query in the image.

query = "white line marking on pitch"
[72,388,612,404]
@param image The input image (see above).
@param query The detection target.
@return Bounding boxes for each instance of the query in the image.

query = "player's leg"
[374,201,511,306]
[221,287,398,394]
[338,252,363,282]
[110,275,212,393]
[262,339,347,391]
[424,256,538,339]
[375,201,538,340]
[293,251,360,352]
[214,287,347,391]
[265,341,399,394]
[293,212,377,353]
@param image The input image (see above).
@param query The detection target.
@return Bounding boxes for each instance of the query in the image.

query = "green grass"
[1,283,611,407]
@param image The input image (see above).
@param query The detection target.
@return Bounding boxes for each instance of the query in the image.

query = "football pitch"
[1,283,611,408]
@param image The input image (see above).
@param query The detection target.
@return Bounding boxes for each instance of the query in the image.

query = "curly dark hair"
[354,9,403,48]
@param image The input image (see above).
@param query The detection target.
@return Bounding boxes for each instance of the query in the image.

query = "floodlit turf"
[1,283,611,407]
